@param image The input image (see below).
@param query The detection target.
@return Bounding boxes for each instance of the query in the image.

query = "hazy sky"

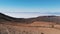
[0,0,60,18]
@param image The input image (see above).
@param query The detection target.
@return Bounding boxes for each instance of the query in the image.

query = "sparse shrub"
[41,32,44,34]
[51,25,54,28]
[2,32,8,34]
[25,31,29,34]
[0,32,1,34]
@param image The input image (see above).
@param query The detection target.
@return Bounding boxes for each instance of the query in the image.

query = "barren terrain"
[0,13,60,34]
[0,22,60,34]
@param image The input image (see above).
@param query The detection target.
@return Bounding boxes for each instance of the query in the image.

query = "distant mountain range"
[0,13,60,24]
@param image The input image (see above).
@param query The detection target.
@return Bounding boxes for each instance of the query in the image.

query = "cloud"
[0,7,60,18]
[3,12,54,18]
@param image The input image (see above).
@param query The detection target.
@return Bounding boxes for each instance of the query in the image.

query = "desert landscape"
[0,13,60,34]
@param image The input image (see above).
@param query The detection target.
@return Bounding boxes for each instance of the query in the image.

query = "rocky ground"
[0,22,60,34]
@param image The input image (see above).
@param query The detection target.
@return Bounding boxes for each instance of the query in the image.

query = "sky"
[0,0,60,18]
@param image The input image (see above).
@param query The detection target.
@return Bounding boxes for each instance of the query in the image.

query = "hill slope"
[0,13,60,24]
[0,24,60,34]
[0,13,60,34]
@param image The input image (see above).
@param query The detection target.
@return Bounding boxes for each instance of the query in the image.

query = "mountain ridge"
[0,13,60,24]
